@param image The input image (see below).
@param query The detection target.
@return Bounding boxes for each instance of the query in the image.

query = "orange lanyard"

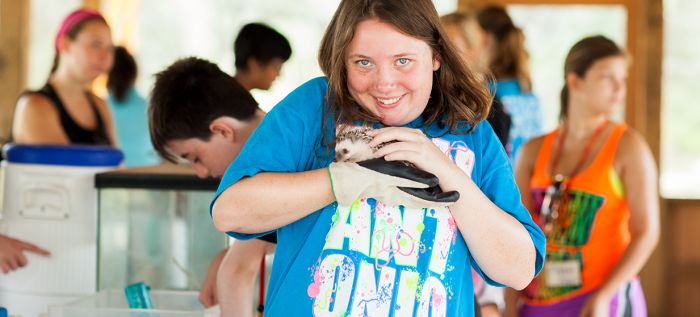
[545,120,607,245]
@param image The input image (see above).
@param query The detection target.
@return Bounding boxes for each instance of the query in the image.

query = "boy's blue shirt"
[213,77,545,317]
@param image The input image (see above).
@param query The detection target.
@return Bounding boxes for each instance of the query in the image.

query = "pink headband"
[55,9,106,52]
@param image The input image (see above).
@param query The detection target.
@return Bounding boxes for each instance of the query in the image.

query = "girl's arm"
[504,137,543,316]
[437,164,536,290]
[579,129,660,317]
[12,94,70,144]
[370,127,541,290]
[212,169,335,234]
[504,288,521,317]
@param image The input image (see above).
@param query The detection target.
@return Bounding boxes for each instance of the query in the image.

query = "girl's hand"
[367,127,461,186]
[578,290,613,317]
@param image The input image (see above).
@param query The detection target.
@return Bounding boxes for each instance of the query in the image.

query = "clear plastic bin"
[95,164,227,291]
[48,289,221,317]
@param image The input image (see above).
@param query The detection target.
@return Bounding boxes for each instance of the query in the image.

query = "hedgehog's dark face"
[334,138,374,163]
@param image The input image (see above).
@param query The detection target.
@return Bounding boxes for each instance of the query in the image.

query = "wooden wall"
[0,0,30,144]
[667,199,700,316]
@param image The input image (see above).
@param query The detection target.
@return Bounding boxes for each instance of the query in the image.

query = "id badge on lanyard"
[539,122,607,289]
[541,176,582,288]
[545,258,582,287]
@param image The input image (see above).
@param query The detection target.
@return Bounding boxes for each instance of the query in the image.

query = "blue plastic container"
[125,282,153,309]
[3,143,123,167]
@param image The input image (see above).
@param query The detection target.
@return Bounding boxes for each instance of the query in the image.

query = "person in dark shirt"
[12,9,116,146]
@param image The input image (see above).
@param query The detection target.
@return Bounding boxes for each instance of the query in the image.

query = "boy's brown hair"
[148,57,259,162]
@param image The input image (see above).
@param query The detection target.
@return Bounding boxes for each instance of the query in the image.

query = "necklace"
[542,119,608,246]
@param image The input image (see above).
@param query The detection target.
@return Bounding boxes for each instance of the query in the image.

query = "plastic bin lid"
[3,143,123,167]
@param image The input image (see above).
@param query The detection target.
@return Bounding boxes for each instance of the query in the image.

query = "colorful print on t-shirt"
[307,136,474,317]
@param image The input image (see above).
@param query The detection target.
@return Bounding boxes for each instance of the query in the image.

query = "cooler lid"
[3,143,123,167]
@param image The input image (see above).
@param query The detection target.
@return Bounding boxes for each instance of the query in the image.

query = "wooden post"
[458,0,486,12]
[638,0,664,315]
[83,0,101,11]
[0,0,31,143]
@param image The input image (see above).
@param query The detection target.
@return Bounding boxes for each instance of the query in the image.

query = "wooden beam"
[458,0,486,11]
[83,0,101,11]
[468,0,629,5]
[0,0,31,143]
[637,0,663,316]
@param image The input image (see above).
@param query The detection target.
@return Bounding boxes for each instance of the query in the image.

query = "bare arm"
[212,169,334,234]
[217,239,270,317]
[438,166,536,290]
[591,130,660,298]
[199,248,226,307]
[12,94,70,144]
[504,138,542,316]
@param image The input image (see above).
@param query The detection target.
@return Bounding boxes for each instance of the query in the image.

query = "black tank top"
[29,83,111,145]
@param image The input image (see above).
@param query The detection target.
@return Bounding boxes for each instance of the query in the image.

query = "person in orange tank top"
[504,36,659,317]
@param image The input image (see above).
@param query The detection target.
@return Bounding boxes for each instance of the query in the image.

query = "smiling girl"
[506,36,659,317]
[211,0,545,316]
[12,9,116,145]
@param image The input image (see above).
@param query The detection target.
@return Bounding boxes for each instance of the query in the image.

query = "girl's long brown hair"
[477,6,532,93]
[317,0,492,156]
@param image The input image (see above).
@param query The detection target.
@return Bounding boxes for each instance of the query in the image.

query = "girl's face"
[345,18,440,126]
[575,56,628,115]
[62,20,114,81]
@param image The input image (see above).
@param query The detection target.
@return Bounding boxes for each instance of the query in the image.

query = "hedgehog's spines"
[336,126,373,144]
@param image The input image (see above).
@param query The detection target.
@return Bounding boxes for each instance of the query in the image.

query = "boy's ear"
[247,57,260,73]
[209,117,236,142]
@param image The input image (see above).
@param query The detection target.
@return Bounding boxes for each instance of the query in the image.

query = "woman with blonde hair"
[442,11,512,152]
[210,0,546,315]
[478,6,543,162]
[442,12,514,317]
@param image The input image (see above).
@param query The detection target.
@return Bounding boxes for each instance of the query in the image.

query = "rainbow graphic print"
[526,188,606,301]
[306,138,475,317]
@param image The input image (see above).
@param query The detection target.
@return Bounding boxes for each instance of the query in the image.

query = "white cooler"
[0,144,122,317]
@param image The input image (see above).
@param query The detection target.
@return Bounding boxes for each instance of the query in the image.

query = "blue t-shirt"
[213,77,545,317]
[108,87,160,168]
[493,80,543,163]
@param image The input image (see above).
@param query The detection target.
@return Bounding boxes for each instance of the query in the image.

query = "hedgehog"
[333,126,415,167]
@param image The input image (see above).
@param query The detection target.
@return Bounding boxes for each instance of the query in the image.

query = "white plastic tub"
[48,289,221,317]
[0,144,122,317]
